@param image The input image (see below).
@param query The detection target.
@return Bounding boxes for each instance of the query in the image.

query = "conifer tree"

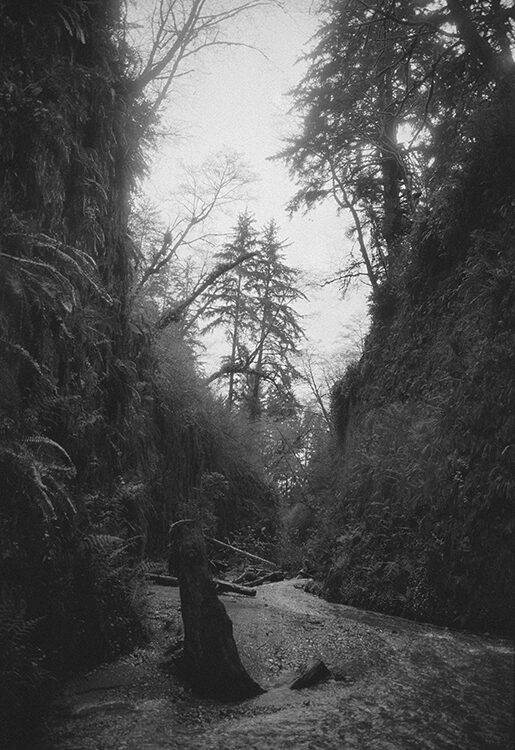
[281,0,515,295]
[203,212,259,406]
[246,220,304,420]
[205,217,304,417]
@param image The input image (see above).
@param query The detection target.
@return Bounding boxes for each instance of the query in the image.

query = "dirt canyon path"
[46,580,514,749]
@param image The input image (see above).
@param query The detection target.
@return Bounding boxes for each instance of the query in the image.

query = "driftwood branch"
[146,572,256,597]
[205,536,279,569]
[216,579,257,597]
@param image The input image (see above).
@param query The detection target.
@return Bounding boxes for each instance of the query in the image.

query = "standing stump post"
[169,520,264,701]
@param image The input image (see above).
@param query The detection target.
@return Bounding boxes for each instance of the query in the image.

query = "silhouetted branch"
[156,251,256,330]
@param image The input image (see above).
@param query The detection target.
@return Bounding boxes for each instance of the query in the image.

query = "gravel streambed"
[45,580,514,750]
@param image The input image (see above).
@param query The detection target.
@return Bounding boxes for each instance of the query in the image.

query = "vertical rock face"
[325,90,515,635]
[170,520,264,701]
[0,2,151,743]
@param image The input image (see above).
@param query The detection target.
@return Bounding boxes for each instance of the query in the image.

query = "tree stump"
[169,520,264,701]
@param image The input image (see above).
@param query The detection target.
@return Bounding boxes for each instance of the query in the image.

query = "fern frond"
[34,239,113,305]
[27,462,56,520]
[0,340,46,380]
[24,437,74,467]
[42,474,77,516]
[0,253,76,296]
[81,534,124,555]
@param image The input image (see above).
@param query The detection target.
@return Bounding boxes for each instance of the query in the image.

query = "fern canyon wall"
[273,0,514,640]
[314,88,515,637]
[0,2,148,742]
[0,3,275,744]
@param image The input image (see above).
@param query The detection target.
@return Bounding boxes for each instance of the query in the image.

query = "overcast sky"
[137,0,369,378]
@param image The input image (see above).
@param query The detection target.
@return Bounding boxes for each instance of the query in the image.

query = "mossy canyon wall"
[323,91,515,635]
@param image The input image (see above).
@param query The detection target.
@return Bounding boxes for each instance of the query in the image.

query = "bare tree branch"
[323,148,382,295]
[156,250,257,330]
[130,152,254,306]
[130,0,275,111]
[302,355,333,431]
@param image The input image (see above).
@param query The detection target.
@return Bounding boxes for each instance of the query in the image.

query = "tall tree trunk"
[248,268,271,421]
[228,272,243,407]
[378,20,403,256]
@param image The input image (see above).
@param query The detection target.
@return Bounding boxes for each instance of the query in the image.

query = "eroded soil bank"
[45,580,514,749]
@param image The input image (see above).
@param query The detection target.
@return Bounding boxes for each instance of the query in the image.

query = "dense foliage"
[147,326,278,551]
[285,1,515,634]
[0,2,278,745]
[324,102,515,634]
[0,3,150,743]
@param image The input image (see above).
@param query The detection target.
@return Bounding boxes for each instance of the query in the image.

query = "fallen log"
[232,569,252,585]
[216,579,257,597]
[232,566,264,584]
[245,570,284,587]
[146,573,179,586]
[205,536,279,569]
[169,520,264,700]
[147,572,256,597]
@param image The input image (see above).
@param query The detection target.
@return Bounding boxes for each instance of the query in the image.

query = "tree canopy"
[281,0,515,294]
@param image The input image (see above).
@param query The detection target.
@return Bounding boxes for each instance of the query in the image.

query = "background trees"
[130,152,253,313]
[129,152,255,348]
[281,0,514,296]
[204,214,305,418]
[203,212,259,406]
[245,220,305,420]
